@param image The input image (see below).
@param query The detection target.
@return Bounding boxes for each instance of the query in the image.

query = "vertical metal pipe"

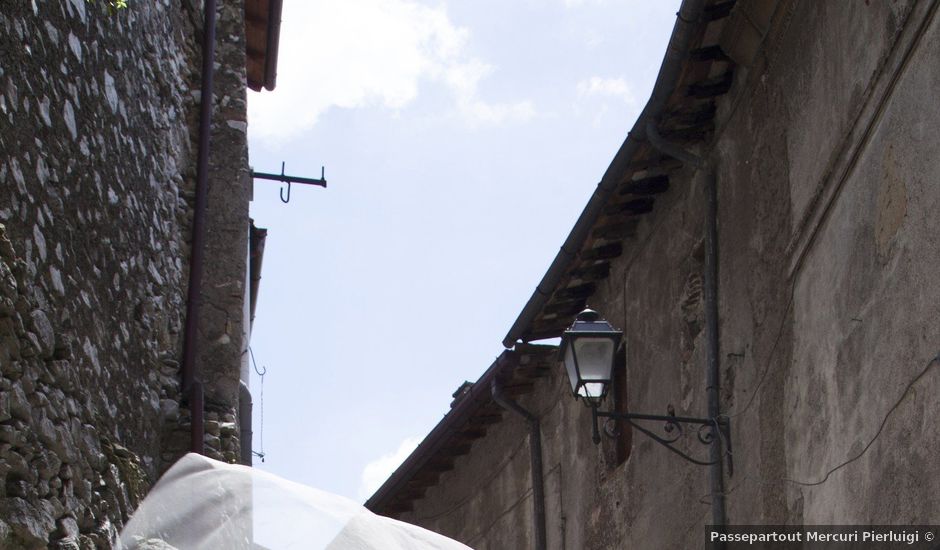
[704,170,727,535]
[491,379,547,550]
[527,414,547,550]
[263,0,283,90]
[248,224,267,331]
[181,0,217,455]
[643,124,725,530]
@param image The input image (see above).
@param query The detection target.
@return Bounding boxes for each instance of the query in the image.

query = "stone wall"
[158,0,251,469]
[195,0,251,466]
[0,0,251,547]
[394,1,940,548]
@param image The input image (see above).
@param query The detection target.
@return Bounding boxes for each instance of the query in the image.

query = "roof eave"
[502,0,708,348]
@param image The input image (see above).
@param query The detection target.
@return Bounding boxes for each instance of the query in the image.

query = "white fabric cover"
[119,453,472,550]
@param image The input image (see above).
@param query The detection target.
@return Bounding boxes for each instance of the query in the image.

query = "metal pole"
[181,0,217,455]
[492,379,547,550]
[704,170,727,538]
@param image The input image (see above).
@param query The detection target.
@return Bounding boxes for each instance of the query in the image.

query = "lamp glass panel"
[563,343,580,394]
[572,337,615,382]
[577,382,606,400]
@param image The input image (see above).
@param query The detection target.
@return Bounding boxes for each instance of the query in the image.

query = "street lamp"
[560,308,730,466]
[559,308,622,405]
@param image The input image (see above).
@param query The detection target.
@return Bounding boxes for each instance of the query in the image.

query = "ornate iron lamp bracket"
[592,407,732,469]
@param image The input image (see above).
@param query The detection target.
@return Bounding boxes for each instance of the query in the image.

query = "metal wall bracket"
[592,406,731,469]
[251,162,327,203]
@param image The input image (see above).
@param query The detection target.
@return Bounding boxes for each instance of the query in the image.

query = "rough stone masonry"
[0,0,253,547]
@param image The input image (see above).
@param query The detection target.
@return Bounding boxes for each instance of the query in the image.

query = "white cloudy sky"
[246,0,679,501]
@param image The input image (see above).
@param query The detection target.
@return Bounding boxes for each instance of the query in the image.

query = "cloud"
[445,60,536,127]
[248,0,533,143]
[576,76,636,104]
[563,0,607,7]
[358,436,422,501]
[574,76,639,128]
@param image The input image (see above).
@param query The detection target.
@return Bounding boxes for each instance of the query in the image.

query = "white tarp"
[119,453,472,550]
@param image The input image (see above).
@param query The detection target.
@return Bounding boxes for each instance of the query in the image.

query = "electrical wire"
[249,345,266,462]
[783,353,939,486]
[698,352,940,503]
[719,286,796,421]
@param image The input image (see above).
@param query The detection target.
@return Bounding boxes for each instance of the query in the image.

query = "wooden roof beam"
[467,414,503,426]
[513,365,553,380]
[690,44,730,62]
[457,427,488,439]
[621,156,684,175]
[525,325,569,342]
[619,175,669,196]
[544,299,588,316]
[569,262,611,281]
[659,121,715,142]
[424,457,456,473]
[411,471,443,486]
[554,283,596,300]
[440,443,473,457]
[603,197,655,217]
[581,242,624,261]
[704,0,736,21]
[592,220,639,241]
[660,102,717,127]
[398,487,428,501]
[687,71,735,98]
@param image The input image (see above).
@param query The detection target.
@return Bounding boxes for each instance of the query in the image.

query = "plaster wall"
[393,1,940,548]
[779,1,940,525]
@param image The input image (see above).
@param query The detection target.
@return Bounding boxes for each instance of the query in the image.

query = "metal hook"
[278,161,290,203]
[251,161,326,204]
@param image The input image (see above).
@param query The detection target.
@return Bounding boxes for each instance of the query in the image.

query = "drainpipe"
[248,223,267,331]
[703,170,727,532]
[491,378,547,550]
[181,0,217,455]
[645,124,727,534]
[262,0,283,91]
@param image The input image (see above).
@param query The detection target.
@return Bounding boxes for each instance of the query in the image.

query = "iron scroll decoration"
[593,406,731,468]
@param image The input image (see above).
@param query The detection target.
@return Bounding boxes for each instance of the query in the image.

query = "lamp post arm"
[595,410,713,425]
[591,408,729,467]
[624,418,718,466]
